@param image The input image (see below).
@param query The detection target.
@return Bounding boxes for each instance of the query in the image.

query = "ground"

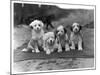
[14,58,94,72]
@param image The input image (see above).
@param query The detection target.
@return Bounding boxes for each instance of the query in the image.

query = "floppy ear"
[79,25,82,30]
[70,26,73,31]
[30,26,33,29]
[64,28,67,33]
[29,22,33,29]
[54,30,57,39]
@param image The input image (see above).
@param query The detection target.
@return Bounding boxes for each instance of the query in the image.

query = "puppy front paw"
[78,47,83,51]
[32,49,35,53]
[22,48,28,52]
[70,46,75,50]
[65,47,70,51]
[58,49,62,53]
[35,48,40,53]
[46,50,51,55]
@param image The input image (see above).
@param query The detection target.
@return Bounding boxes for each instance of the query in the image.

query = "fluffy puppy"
[55,25,70,52]
[70,22,83,50]
[43,32,58,55]
[22,20,44,53]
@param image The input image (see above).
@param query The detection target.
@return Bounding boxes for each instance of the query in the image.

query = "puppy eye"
[38,24,41,26]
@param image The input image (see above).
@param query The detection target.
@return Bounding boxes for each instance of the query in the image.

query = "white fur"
[43,32,58,55]
[22,20,44,53]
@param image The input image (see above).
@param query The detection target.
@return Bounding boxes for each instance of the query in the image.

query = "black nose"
[58,33,61,36]
[75,28,78,31]
[37,28,39,30]
[50,40,53,43]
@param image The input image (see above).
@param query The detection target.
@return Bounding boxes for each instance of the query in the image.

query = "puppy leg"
[32,40,40,53]
[70,41,75,50]
[58,44,62,52]
[35,44,40,53]
[65,43,70,51]
[22,39,34,52]
[44,45,51,54]
[35,48,40,53]
[78,41,83,51]
[46,49,51,55]
[43,40,47,52]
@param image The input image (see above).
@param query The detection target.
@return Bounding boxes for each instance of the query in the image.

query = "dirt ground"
[13,58,94,73]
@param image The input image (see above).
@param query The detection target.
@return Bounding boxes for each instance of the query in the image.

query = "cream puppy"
[43,32,58,55]
[55,25,70,52]
[22,20,44,53]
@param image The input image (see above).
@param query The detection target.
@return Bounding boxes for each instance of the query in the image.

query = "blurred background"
[14,3,94,28]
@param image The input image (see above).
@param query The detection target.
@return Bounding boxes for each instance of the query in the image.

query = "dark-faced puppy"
[70,22,83,50]
[55,25,70,52]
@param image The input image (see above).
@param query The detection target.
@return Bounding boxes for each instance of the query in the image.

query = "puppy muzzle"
[57,32,63,36]
[48,39,54,46]
[35,27,41,32]
[73,28,79,32]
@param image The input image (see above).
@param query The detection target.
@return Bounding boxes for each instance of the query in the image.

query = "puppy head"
[47,37,55,46]
[44,32,55,46]
[29,20,44,32]
[55,25,67,36]
[71,22,82,33]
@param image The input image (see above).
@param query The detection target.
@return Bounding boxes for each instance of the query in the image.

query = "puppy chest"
[32,31,44,40]
[71,35,81,43]
[57,36,68,45]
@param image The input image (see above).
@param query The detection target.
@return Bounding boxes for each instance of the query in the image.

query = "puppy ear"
[64,28,67,33]
[29,22,33,29]
[79,25,82,30]
[70,26,73,31]
[30,26,33,29]
[54,30,57,38]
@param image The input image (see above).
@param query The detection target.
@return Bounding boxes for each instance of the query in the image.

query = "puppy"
[70,22,83,50]
[43,32,58,55]
[55,25,70,52]
[22,20,44,53]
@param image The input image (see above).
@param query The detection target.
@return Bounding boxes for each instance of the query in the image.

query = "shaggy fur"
[70,22,83,50]
[55,25,70,52]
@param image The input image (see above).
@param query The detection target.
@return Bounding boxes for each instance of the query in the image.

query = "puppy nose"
[58,33,61,36]
[50,40,53,43]
[75,28,77,30]
[37,27,39,30]
[75,28,78,31]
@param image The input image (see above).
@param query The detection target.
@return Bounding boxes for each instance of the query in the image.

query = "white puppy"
[22,20,44,53]
[70,22,83,50]
[43,32,58,55]
[55,25,70,52]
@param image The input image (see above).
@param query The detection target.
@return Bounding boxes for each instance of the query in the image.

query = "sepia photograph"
[11,0,95,74]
